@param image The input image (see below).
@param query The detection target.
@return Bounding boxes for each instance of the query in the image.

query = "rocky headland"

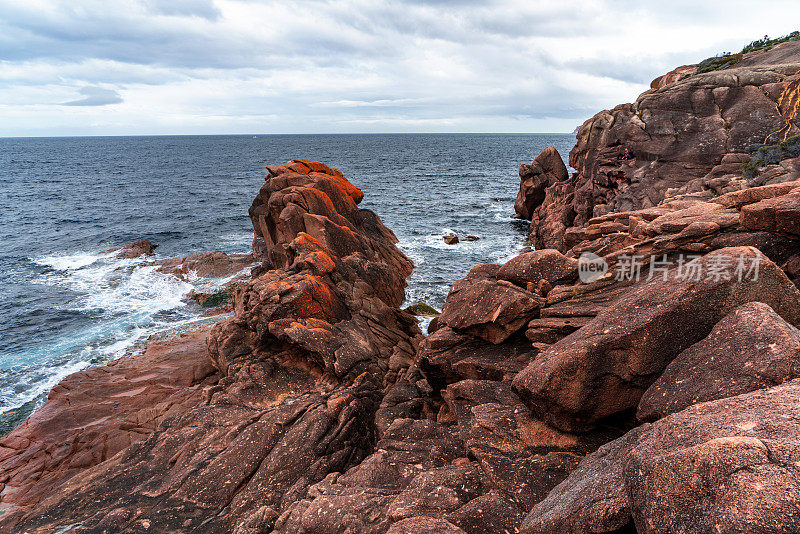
[3,41,800,533]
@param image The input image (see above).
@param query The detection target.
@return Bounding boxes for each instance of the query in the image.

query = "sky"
[2,0,800,136]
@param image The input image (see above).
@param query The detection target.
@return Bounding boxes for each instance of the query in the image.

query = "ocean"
[0,133,574,432]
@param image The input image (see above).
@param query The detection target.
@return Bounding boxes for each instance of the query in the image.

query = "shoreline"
[2,41,800,533]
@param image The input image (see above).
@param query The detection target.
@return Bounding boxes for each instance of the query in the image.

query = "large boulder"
[437,277,542,344]
[626,380,800,534]
[513,246,800,432]
[520,427,648,534]
[638,301,800,421]
[740,189,800,237]
[496,249,578,288]
[522,378,800,534]
[514,146,569,220]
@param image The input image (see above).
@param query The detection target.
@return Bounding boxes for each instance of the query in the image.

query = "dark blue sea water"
[0,133,573,427]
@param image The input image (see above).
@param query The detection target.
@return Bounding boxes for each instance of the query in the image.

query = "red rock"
[418,327,534,387]
[513,247,800,432]
[740,189,800,236]
[528,43,800,251]
[387,517,467,534]
[438,278,542,344]
[520,426,647,534]
[107,238,156,258]
[1,161,422,532]
[157,250,254,279]
[650,64,696,90]
[0,326,218,511]
[638,301,800,421]
[514,146,569,220]
[497,249,578,288]
[446,491,526,534]
[524,378,800,533]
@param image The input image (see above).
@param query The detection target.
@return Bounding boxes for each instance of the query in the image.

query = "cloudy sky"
[2,0,800,136]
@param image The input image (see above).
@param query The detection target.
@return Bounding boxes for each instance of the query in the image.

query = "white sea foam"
[34,252,107,271]
[1,251,203,414]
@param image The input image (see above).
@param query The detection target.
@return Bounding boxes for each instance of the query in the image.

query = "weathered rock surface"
[523,379,800,533]
[514,146,569,221]
[157,250,254,280]
[496,249,578,288]
[436,275,543,344]
[106,238,157,258]
[513,247,800,432]
[524,41,800,251]
[520,426,648,534]
[0,326,218,512]
[9,40,800,534]
[0,161,423,533]
[638,301,800,421]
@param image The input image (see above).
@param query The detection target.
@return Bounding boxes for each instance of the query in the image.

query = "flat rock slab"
[0,326,218,511]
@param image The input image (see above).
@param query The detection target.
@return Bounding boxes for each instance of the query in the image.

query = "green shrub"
[691,31,800,77]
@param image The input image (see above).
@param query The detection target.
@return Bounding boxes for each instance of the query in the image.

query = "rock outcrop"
[521,41,800,251]
[157,250,254,280]
[106,238,157,259]
[522,380,800,534]
[0,161,423,532]
[512,247,800,432]
[638,301,800,421]
[514,146,569,221]
[0,327,218,512]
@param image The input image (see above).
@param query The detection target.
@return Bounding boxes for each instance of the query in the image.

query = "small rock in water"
[105,239,157,259]
[403,302,441,317]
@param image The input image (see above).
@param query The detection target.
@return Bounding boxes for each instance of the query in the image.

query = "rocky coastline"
[2,42,800,533]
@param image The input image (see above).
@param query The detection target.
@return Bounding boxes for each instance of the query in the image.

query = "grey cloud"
[2,0,800,135]
[61,87,123,106]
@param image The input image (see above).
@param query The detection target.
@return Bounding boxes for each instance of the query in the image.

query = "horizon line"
[0,131,576,140]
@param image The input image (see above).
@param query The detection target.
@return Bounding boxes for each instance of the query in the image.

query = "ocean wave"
[0,251,202,414]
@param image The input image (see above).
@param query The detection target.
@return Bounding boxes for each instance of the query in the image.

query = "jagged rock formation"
[516,41,800,251]
[513,147,569,221]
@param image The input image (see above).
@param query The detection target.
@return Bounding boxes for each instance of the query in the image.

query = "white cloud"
[1,0,799,135]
